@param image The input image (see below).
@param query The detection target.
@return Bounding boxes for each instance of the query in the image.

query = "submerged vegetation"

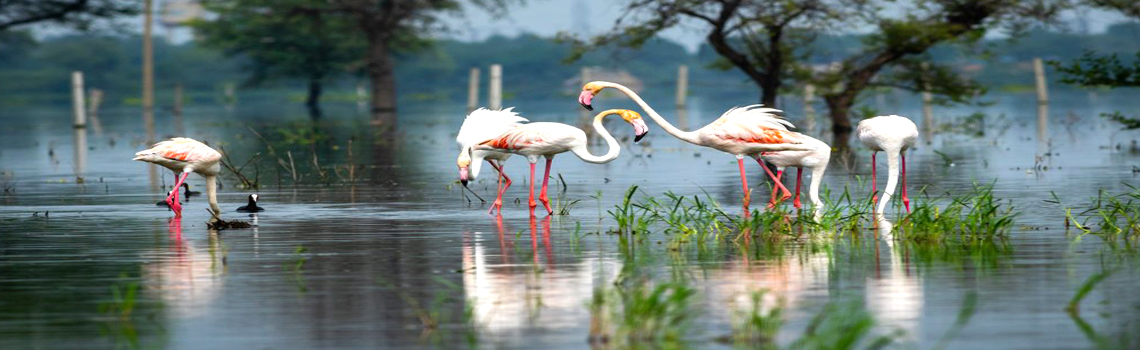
[895,183,1017,244]
[1063,186,1140,249]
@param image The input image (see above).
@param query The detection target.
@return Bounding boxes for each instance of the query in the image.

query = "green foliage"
[0,0,137,31]
[731,290,784,348]
[1050,50,1140,130]
[896,183,1017,244]
[1064,186,1140,249]
[190,0,365,88]
[787,298,896,350]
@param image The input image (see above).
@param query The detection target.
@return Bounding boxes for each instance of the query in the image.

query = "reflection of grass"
[285,246,309,293]
[588,279,696,348]
[729,290,783,348]
[1065,271,1111,314]
[1063,186,1140,249]
[376,276,481,345]
[97,274,165,350]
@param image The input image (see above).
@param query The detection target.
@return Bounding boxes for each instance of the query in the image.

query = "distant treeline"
[1,23,1138,107]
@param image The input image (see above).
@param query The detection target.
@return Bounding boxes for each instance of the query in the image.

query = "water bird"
[760,134,831,212]
[456,108,528,215]
[134,137,222,218]
[236,194,264,212]
[181,183,201,197]
[459,108,649,216]
[579,81,815,213]
[857,115,918,215]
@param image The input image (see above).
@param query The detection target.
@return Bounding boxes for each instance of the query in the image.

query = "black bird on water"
[181,183,201,197]
[156,190,180,208]
[236,194,264,212]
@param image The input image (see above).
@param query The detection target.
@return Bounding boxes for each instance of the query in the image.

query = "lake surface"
[1,89,1139,349]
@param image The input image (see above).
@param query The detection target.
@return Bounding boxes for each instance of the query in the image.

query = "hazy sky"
[450,0,1132,52]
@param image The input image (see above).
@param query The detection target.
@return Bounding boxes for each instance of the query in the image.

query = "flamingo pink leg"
[902,152,910,213]
[871,152,878,203]
[488,160,508,215]
[759,160,792,205]
[168,172,190,217]
[538,157,554,215]
[738,157,751,214]
[767,170,783,209]
[528,162,538,215]
[793,168,803,209]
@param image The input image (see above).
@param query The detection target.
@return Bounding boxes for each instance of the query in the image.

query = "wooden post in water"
[803,84,816,133]
[1033,57,1049,104]
[173,83,184,115]
[676,65,689,108]
[488,64,502,110]
[920,63,934,143]
[71,71,86,128]
[142,0,154,133]
[467,68,481,111]
[87,89,103,116]
[224,82,236,104]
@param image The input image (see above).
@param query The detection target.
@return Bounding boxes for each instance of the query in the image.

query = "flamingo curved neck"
[205,175,221,217]
[809,165,825,208]
[572,110,624,164]
[601,82,701,145]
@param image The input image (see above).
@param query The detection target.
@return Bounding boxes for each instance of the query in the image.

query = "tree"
[314,0,518,125]
[810,0,1063,140]
[191,0,365,118]
[561,0,839,108]
[0,0,136,31]
[1051,0,1140,129]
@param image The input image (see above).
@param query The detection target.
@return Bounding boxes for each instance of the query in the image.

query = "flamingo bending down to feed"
[857,115,918,216]
[134,137,223,218]
[458,108,649,216]
[579,81,815,213]
[760,134,831,212]
[456,108,529,215]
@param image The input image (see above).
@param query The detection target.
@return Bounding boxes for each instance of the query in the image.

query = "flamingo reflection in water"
[141,218,226,318]
[461,216,619,335]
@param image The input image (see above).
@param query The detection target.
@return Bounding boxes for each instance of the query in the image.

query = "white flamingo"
[857,115,918,216]
[760,134,831,212]
[458,108,649,216]
[456,108,529,214]
[133,137,222,218]
[578,81,815,213]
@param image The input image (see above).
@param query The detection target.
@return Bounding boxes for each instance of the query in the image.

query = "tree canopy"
[0,0,137,31]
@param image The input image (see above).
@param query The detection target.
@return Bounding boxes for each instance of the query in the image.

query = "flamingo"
[459,108,649,216]
[456,108,529,215]
[133,137,223,218]
[578,81,815,213]
[760,134,831,212]
[857,115,918,216]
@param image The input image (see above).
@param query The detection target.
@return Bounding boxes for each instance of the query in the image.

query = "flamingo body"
[456,108,529,214]
[857,115,918,216]
[461,109,649,216]
[579,81,815,213]
[760,135,831,213]
[134,137,223,218]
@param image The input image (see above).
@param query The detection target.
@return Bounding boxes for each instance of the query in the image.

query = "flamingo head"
[616,110,650,142]
[578,82,605,111]
[457,149,472,186]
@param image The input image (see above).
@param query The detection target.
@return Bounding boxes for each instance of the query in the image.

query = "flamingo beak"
[578,90,594,111]
[459,167,469,187]
[633,119,649,142]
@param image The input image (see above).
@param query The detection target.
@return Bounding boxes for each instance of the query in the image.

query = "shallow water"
[1,90,1139,349]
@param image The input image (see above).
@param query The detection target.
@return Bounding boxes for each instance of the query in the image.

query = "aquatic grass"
[787,298,898,350]
[552,173,582,215]
[729,290,784,349]
[896,182,1017,244]
[1065,271,1111,314]
[1064,186,1140,249]
[97,274,165,350]
[587,279,697,348]
[284,245,309,293]
[608,185,658,234]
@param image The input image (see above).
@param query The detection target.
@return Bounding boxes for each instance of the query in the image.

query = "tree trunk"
[759,79,779,108]
[825,93,855,149]
[365,32,397,126]
[306,78,323,119]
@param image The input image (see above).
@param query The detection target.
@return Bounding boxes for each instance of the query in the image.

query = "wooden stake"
[71,71,86,128]
[488,64,502,110]
[467,68,480,111]
[676,65,688,107]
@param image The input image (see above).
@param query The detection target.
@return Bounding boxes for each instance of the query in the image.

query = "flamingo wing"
[457,107,529,148]
[711,105,794,131]
[135,137,221,163]
[477,125,575,152]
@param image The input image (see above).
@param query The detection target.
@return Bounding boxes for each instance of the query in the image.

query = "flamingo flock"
[134,81,918,223]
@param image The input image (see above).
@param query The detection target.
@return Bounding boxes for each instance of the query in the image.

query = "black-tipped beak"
[580,102,593,111]
[461,179,469,187]
[635,131,647,142]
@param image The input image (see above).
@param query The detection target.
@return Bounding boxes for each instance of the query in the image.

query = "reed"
[1064,186,1140,249]
[896,182,1017,244]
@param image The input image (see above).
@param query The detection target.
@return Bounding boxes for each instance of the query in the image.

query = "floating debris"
[207,218,252,230]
